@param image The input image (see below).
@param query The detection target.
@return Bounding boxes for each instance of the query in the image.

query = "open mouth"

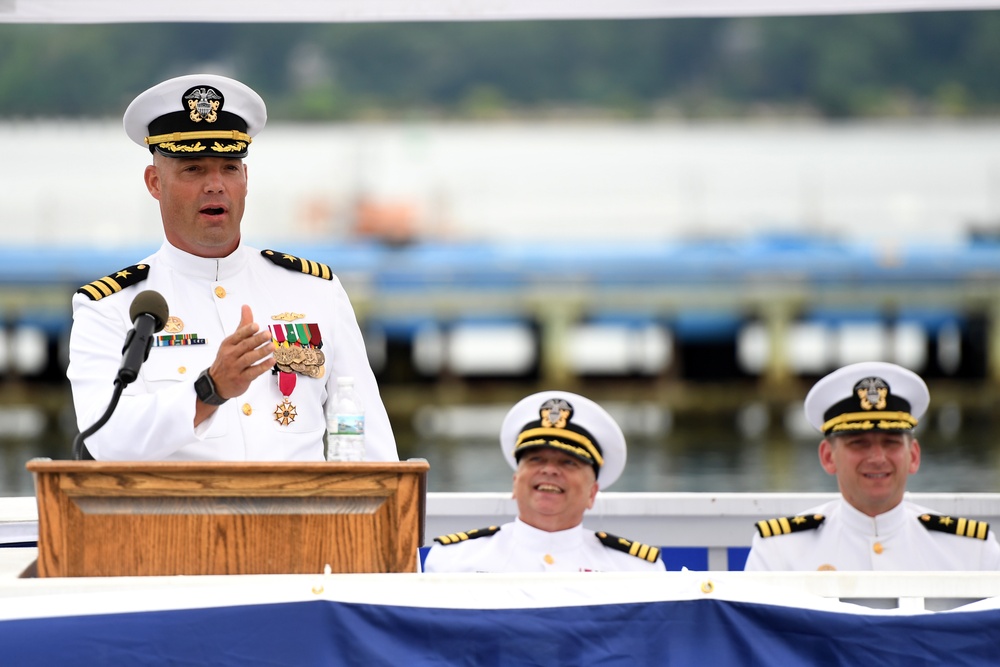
[200,205,226,216]
[862,472,891,480]
[535,483,563,493]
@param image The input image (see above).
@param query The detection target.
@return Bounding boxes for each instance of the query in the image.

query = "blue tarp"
[3,597,999,666]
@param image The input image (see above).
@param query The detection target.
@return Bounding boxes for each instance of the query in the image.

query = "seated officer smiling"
[422,391,663,573]
[745,361,1000,571]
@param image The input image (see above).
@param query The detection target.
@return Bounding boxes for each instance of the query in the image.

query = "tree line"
[1,11,999,120]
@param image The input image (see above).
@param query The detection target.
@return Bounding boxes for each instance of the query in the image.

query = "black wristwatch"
[195,368,228,406]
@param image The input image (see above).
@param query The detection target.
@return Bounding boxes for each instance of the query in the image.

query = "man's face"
[512,448,599,532]
[144,154,248,258]
[819,431,920,517]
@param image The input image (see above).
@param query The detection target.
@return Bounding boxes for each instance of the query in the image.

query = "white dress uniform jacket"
[744,497,1000,571]
[422,518,664,573]
[68,241,397,461]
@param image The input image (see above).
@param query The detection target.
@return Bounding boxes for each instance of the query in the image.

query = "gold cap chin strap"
[822,410,917,434]
[515,426,604,468]
[145,129,252,145]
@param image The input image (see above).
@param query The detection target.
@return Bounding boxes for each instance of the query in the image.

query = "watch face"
[196,370,226,405]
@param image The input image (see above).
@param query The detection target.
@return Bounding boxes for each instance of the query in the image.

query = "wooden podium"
[26,459,428,578]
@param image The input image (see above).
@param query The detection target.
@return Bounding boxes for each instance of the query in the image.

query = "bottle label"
[336,415,365,436]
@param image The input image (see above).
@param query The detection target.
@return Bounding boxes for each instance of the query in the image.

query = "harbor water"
[1,385,998,498]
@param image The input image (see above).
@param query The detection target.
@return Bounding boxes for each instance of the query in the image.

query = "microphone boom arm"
[72,379,126,460]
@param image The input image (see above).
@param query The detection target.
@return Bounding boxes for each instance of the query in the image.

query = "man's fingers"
[246,355,275,380]
[236,329,273,354]
[239,305,254,329]
[206,307,276,400]
[234,305,260,339]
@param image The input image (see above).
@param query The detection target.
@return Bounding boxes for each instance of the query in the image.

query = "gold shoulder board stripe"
[755,514,825,539]
[433,525,501,546]
[595,531,661,563]
[261,249,333,280]
[918,514,990,540]
[76,264,150,301]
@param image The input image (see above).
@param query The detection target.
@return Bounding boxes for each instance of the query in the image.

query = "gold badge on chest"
[163,316,184,333]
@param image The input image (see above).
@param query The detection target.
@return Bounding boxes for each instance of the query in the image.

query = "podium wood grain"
[26,461,428,577]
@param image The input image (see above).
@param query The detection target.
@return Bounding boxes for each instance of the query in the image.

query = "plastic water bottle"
[326,376,365,461]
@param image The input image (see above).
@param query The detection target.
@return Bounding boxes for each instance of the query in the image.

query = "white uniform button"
[242,403,253,416]
[214,286,226,298]
[873,542,884,555]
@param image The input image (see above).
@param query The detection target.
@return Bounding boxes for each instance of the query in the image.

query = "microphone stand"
[72,379,126,460]
[71,289,168,460]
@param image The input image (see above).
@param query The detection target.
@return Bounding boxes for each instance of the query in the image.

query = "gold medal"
[164,316,184,333]
[274,397,297,426]
[274,345,325,378]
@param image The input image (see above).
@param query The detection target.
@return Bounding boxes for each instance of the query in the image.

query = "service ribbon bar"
[154,333,206,346]
[270,324,288,346]
[269,323,322,349]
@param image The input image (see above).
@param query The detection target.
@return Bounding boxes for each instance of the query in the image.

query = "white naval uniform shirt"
[744,497,1000,571]
[67,241,397,462]
[421,518,665,573]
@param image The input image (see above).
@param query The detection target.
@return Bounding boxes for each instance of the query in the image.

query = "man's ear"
[818,439,837,475]
[144,163,161,200]
[586,481,599,510]
[909,438,921,474]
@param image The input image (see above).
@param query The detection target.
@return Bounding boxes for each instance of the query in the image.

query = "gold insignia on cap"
[856,376,889,410]
[211,141,247,153]
[185,87,222,123]
[541,399,571,428]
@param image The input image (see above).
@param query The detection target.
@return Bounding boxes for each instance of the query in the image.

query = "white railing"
[6,492,1000,574]
[426,491,1000,571]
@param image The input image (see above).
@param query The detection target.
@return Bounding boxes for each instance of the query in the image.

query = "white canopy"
[2,0,999,23]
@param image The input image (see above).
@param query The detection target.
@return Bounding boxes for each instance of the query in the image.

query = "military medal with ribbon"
[269,322,326,425]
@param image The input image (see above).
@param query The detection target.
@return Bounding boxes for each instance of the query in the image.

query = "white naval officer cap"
[123,73,266,159]
[804,361,930,437]
[500,390,626,488]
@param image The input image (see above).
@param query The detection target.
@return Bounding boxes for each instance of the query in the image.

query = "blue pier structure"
[2,234,1000,388]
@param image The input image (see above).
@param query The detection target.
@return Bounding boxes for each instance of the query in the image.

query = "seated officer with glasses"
[423,391,664,573]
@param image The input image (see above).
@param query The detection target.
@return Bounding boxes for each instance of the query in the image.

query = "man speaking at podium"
[67,74,396,462]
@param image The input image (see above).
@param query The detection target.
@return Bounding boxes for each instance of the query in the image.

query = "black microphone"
[117,290,169,386]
